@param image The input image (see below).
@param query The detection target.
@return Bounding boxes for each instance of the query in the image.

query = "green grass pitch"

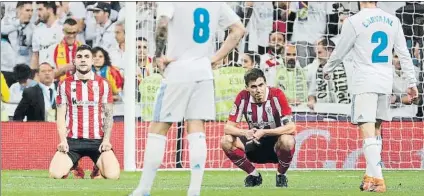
[2,170,424,196]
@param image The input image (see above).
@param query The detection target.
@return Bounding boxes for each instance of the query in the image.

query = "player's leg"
[221,135,262,187]
[48,139,81,179]
[132,81,190,195]
[184,80,214,196]
[352,93,381,191]
[274,134,296,187]
[96,151,120,180]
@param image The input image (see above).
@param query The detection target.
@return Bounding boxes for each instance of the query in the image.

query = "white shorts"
[152,79,216,122]
[351,93,391,124]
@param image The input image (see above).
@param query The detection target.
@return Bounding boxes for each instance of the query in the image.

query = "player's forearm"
[30,52,39,70]
[263,122,296,136]
[213,25,245,63]
[154,16,168,58]
[102,103,114,141]
[56,105,68,142]
[224,123,247,137]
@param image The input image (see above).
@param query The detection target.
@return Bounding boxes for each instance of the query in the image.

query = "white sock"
[249,169,259,176]
[133,133,167,195]
[187,132,207,196]
[363,137,383,179]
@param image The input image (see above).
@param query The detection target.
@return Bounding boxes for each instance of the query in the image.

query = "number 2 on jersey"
[193,8,210,44]
[371,31,388,63]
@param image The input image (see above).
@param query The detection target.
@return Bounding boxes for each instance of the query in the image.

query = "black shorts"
[66,138,103,165]
[239,136,279,164]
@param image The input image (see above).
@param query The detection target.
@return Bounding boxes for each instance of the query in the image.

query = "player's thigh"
[221,134,245,151]
[185,79,216,122]
[49,151,74,178]
[97,151,120,180]
[376,94,392,122]
[245,137,279,164]
[152,80,192,123]
[351,93,378,124]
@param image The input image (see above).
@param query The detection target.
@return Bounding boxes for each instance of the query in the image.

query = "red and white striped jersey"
[56,73,113,139]
[228,87,292,129]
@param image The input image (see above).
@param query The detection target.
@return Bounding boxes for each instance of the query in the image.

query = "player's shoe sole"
[360,175,375,192]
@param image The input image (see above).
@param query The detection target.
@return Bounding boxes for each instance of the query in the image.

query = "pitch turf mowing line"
[1,170,424,196]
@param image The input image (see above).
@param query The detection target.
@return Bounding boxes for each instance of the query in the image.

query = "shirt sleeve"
[32,28,40,52]
[228,91,245,123]
[275,88,292,117]
[156,2,175,19]
[323,18,356,73]
[1,17,19,35]
[394,18,417,86]
[102,79,114,104]
[218,3,241,30]
[56,80,67,105]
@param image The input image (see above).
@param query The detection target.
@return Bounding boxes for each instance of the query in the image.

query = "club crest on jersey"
[229,104,237,115]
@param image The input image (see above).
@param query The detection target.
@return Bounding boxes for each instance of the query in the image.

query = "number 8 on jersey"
[193,8,210,44]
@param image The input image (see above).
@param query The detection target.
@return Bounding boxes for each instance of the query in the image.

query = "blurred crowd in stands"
[1,1,423,122]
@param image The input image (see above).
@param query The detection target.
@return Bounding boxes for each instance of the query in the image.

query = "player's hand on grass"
[99,141,113,152]
[57,141,69,153]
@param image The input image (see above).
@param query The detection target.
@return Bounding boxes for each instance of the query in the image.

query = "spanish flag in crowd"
[53,40,82,81]
[93,65,124,95]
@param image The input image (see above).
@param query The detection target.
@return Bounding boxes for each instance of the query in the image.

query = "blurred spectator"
[1,72,10,121]
[306,38,351,110]
[136,37,153,84]
[92,47,124,101]
[14,62,56,122]
[1,37,17,87]
[275,44,307,105]
[391,54,420,117]
[31,1,63,71]
[241,51,260,71]
[88,2,119,65]
[136,2,156,57]
[111,20,125,71]
[9,64,37,104]
[260,30,285,85]
[237,2,274,54]
[55,1,86,44]
[1,2,34,72]
[273,2,289,33]
[46,18,81,81]
[287,2,333,67]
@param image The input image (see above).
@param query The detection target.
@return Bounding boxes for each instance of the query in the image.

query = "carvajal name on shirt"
[362,15,393,28]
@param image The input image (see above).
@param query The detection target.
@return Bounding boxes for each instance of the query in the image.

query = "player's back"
[157,2,236,82]
[348,8,402,94]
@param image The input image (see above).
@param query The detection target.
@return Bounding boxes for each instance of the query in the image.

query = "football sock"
[133,133,166,195]
[276,147,295,175]
[187,132,207,196]
[249,169,259,177]
[363,137,383,179]
[224,148,256,174]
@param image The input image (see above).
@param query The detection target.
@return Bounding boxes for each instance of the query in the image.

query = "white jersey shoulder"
[156,2,240,61]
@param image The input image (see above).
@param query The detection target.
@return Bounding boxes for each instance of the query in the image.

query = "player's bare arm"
[254,118,296,141]
[224,121,255,140]
[99,103,114,152]
[211,21,246,65]
[56,102,68,153]
[153,16,173,72]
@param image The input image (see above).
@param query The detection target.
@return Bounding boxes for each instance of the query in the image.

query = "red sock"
[276,147,295,175]
[224,148,256,174]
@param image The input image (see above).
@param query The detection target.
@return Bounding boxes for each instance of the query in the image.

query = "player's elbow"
[230,22,246,38]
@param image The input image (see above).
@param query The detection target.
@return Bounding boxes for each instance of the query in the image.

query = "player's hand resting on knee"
[57,141,69,153]
[245,129,256,140]
[253,129,265,141]
[99,141,113,152]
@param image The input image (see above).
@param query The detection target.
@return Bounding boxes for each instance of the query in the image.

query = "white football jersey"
[156,2,240,82]
[324,8,417,95]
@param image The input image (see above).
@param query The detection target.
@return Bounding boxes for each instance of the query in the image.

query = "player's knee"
[103,170,120,180]
[277,135,295,151]
[220,135,234,151]
[48,170,67,179]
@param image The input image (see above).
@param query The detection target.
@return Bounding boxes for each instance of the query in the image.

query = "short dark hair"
[76,45,92,53]
[317,37,335,51]
[244,68,266,86]
[92,47,112,66]
[64,18,78,26]
[269,30,285,41]
[13,64,32,81]
[245,51,261,66]
[16,2,33,8]
[36,1,57,14]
